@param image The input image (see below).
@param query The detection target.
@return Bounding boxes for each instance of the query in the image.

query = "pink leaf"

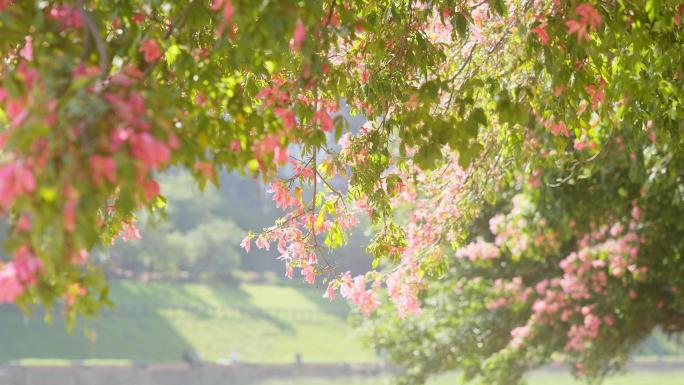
[20,36,33,61]
[140,39,162,63]
[292,18,306,51]
[314,110,334,132]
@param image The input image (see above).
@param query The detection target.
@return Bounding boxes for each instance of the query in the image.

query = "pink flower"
[323,282,336,301]
[17,213,31,232]
[291,18,306,51]
[535,280,548,295]
[230,139,241,152]
[121,223,142,242]
[212,0,235,37]
[255,237,270,251]
[509,324,531,349]
[511,325,530,339]
[361,70,370,84]
[72,249,89,265]
[168,133,180,150]
[631,203,641,221]
[338,133,352,150]
[211,0,224,11]
[273,146,289,165]
[64,200,77,233]
[585,84,604,110]
[455,239,499,261]
[566,20,587,43]
[532,300,547,313]
[13,246,42,285]
[575,3,603,30]
[269,182,298,209]
[584,313,601,329]
[566,3,602,44]
[0,264,23,303]
[609,223,624,237]
[301,264,316,284]
[240,236,251,253]
[573,140,588,151]
[103,92,148,129]
[132,13,145,24]
[488,214,505,235]
[143,179,160,201]
[386,270,422,318]
[89,155,117,185]
[339,273,379,316]
[531,25,549,45]
[129,133,170,170]
[0,162,36,210]
[20,36,33,61]
[314,110,334,132]
[48,5,83,30]
[194,161,214,178]
[274,108,296,130]
[551,122,569,137]
[0,0,11,12]
[195,93,207,105]
[357,291,378,315]
[140,39,162,63]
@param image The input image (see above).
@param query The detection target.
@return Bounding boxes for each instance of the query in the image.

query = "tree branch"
[77,0,110,77]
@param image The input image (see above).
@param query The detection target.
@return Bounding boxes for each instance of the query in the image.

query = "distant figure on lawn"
[182,347,202,367]
[230,348,240,364]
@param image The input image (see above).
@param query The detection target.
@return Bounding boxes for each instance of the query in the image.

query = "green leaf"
[165,44,182,66]
[453,13,469,38]
[487,0,507,17]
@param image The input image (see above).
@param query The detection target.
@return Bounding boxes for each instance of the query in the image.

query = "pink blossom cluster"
[120,222,142,242]
[566,3,602,44]
[386,265,423,318]
[509,324,531,349]
[0,162,36,211]
[488,195,561,257]
[466,192,646,356]
[46,5,83,31]
[339,272,379,316]
[487,276,533,310]
[455,239,499,261]
[0,246,43,303]
[245,165,363,291]
[501,214,641,353]
[269,182,299,209]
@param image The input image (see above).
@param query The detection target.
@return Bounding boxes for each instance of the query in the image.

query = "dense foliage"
[1,0,684,383]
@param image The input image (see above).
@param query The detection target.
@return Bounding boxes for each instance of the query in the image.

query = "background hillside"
[105,170,373,279]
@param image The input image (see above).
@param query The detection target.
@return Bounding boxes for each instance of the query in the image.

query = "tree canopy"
[1,0,684,384]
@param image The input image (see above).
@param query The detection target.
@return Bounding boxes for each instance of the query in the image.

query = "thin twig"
[325,0,337,26]
[77,0,110,76]
[316,169,348,208]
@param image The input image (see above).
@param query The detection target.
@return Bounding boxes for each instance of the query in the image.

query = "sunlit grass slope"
[0,281,374,364]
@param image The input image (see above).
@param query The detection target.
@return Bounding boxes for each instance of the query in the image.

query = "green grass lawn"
[1,280,681,371]
[0,281,374,364]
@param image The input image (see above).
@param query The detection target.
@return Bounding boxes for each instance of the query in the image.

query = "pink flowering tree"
[1,0,684,383]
